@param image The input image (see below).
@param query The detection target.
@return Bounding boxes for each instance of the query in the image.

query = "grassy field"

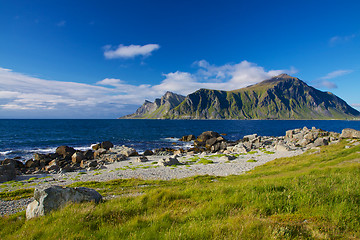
[1,140,359,239]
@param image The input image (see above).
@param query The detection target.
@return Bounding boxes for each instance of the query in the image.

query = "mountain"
[120,74,360,120]
[121,91,186,119]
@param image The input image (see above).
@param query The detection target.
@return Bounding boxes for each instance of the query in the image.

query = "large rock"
[56,146,76,159]
[72,152,85,164]
[158,157,181,166]
[196,131,220,143]
[0,162,16,182]
[26,186,102,219]
[313,137,329,147]
[340,128,360,139]
[110,145,137,157]
[243,134,258,142]
[100,141,114,150]
[180,134,196,142]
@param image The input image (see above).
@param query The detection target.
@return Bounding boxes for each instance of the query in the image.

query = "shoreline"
[2,126,359,217]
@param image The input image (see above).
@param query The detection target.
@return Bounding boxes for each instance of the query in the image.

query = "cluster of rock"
[1,127,360,182]
[180,127,360,155]
[0,142,139,181]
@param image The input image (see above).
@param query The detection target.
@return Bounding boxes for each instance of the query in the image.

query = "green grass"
[1,141,360,239]
[197,158,214,165]
[0,188,34,201]
[247,159,258,162]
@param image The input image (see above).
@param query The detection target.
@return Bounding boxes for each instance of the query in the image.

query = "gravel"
[0,148,304,217]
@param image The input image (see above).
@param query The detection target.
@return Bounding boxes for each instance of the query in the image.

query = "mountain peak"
[274,73,294,79]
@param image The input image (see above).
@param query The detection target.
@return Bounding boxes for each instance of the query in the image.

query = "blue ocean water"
[0,119,359,161]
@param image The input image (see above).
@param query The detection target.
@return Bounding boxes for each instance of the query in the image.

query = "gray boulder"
[275,142,290,151]
[110,145,138,157]
[0,162,16,182]
[158,157,181,166]
[243,134,258,142]
[26,185,102,219]
[135,156,148,162]
[340,128,360,139]
[313,137,329,147]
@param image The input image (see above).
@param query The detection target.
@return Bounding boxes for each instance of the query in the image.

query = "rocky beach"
[1,127,360,217]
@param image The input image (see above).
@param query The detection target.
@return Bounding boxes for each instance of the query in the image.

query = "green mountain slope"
[121,74,360,120]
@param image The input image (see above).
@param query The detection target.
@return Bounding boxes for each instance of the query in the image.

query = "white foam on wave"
[0,150,12,155]
[74,145,93,151]
[162,137,180,142]
[33,147,57,154]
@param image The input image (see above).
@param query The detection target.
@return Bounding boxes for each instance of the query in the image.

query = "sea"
[0,119,360,161]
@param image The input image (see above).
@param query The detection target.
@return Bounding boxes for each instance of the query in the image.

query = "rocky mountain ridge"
[120,74,360,120]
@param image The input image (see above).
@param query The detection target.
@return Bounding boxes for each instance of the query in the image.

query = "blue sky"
[0,0,359,118]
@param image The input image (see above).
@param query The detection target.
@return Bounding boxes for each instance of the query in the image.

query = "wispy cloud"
[104,44,160,59]
[351,104,360,108]
[57,20,66,27]
[329,34,356,46]
[320,69,353,80]
[313,80,338,89]
[0,61,296,118]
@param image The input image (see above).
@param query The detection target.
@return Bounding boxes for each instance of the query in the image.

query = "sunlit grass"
[1,141,359,239]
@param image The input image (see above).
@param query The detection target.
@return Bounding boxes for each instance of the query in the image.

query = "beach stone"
[158,157,181,166]
[92,143,101,150]
[111,145,137,157]
[285,130,294,139]
[206,137,218,147]
[180,134,196,142]
[230,143,247,153]
[143,150,154,156]
[83,150,94,160]
[56,146,76,159]
[243,134,257,142]
[100,141,114,150]
[33,153,47,161]
[196,131,220,143]
[94,149,107,158]
[45,160,60,172]
[25,159,38,168]
[340,128,360,139]
[26,185,102,219]
[313,137,329,147]
[72,152,85,163]
[219,155,236,161]
[0,162,16,182]
[103,154,126,163]
[2,159,24,169]
[275,142,290,151]
[135,156,148,162]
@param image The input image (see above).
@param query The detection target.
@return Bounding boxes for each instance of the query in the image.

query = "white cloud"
[0,61,297,118]
[329,34,356,46]
[313,80,338,89]
[104,44,160,59]
[351,104,360,108]
[320,70,353,80]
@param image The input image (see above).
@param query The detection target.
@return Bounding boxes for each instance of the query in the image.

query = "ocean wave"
[162,137,180,142]
[0,150,12,155]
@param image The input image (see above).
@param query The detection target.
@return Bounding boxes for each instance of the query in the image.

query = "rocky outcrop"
[26,186,102,219]
[120,91,186,119]
[340,128,360,139]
